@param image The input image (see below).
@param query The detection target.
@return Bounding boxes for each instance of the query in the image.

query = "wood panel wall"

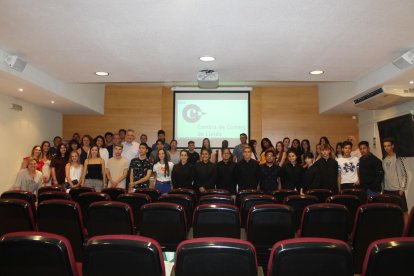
[63,85,358,150]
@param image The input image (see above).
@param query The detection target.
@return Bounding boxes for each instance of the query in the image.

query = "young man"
[118,129,127,143]
[313,143,339,194]
[337,141,359,192]
[151,130,170,151]
[283,137,291,152]
[104,132,113,147]
[233,146,261,190]
[233,133,248,162]
[149,139,170,163]
[107,133,121,159]
[216,148,237,195]
[106,143,129,189]
[187,141,200,165]
[48,136,62,157]
[259,149,281,194]
[129,143,153,192]
[382,138,408,213]
[140,133,152,158]
[358,141,383,197]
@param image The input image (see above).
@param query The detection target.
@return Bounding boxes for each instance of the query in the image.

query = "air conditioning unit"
[354,85,414,110]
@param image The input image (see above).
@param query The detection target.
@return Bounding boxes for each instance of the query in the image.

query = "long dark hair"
[156,148,171,176]
[301,139,311,154]
[260,138,273,153]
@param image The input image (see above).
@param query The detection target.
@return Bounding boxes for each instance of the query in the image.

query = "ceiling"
[0,0,413,113]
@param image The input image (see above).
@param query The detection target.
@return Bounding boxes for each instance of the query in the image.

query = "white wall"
[359,100,414,210]
[0,93,62,194]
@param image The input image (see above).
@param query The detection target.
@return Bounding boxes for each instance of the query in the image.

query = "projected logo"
[182,104,205,123]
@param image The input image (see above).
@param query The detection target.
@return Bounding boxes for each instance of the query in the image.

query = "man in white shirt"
[337,141,359,192]
[122,129,139,164]
[106,143,129,189]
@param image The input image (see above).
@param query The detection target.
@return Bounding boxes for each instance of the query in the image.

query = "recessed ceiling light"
[95,71,109,76]
[309,70,324,75]
[50,100,55,104]
[410,81,414,84]
[199,56,215,62]
[18,88,23,92]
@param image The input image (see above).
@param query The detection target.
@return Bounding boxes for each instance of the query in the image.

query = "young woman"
[281,150,303,191]
[215,140,230,163]
[65,151,83,189]
[79,135,93,165]
[13,157,43,193]
[275,141,287,167]
[168,139,180,165]
[50,144,69,187]
[21,145,42,170]
[249,140,259,161]
[319,136,336,158]
[216,148,237,195]
[291,139,302,157]
[201,137,216,162]
[94,135,109,166]
[81,145,105,192]
[259,138,274,165]
[300,139,312,166]
[194,148,217,193]
[68,139,80,155]
[335,142,343,158]
[171,150,195,189]
[301,152,318,192]
[315,143,322,161]
[153,148,174,194]
[40,141,52,185]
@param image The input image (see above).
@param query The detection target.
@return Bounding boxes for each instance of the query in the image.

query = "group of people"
[13,129,408,212]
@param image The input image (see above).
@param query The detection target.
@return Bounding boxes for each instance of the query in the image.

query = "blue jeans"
[366,189,380,198]
[155,181,172,194]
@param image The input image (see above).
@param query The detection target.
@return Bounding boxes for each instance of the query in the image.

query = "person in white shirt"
[65,151,83,189]
[337,141,359,192]
[153,148,174,194]
[95,135,109,166]
[122,129,139,164]
[106,143,129,189]
[13,157,43,193]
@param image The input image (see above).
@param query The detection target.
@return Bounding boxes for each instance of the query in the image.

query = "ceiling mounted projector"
[4,55,27,72]
[197,70,219,89]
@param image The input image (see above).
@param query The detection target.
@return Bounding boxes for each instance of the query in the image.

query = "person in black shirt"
[194,148,217,193]
[281,149,303,191]
[313,144,339,194]
[233,146,261,191]
[217,148,237,194]
[172,150,195,189]
[358,141,384,197]
[187,140,200,165]
[259,149,281,194]
[302,152,318,192]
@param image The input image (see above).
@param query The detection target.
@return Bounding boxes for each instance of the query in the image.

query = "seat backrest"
[240,194,276,226]
[38,191,71,204]
[203,189,231,196]
[158,193,194,225]
[135,188,161,202]
[0,231,80,276]
[38,186,64,195]
[267,237,353,276]
[84,235,165,276]
[352,203,404,274]
[362,237,414,276]
[86,201,135,237]
[199,194,234,206]
[283,194,319,230]
[1,190,36,214]
[340,188,367,204]
[300,203,350,242]
[0,198,35,235]
[193,204,241,239]
[175,237,257,276]
[117,193,151,230]
[368,194,403,209]
[76,192,110,221]
[139,202,187,251]
[272,189,298,204]
[326,194,361,229]
[170,188,197,204]
[101,187,126,200]
[247,204,295,247]
[37,199,85,261]
[404,206,414,237]
[306,189,333,203]
[69,186,95,201]
[236,189,264,208]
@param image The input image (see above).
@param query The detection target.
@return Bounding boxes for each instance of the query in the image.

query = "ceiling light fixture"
[410,81,414,84]
[95,71,109,76]
[199,56,215,62]
[50,100,55,104]
[309,70,324,75]
[18,88,23,92]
